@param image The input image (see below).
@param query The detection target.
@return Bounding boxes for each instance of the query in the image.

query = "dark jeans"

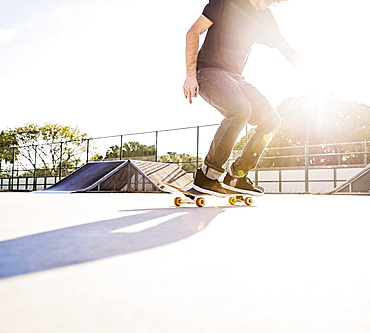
[197,67,281,178]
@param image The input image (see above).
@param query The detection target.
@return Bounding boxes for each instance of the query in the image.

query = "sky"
[0,0,369,138]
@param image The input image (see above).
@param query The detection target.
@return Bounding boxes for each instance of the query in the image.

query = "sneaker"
[223,173,264,196]
[193,169,227,197]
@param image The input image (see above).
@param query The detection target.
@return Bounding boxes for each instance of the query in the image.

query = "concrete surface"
[0,192,369,333]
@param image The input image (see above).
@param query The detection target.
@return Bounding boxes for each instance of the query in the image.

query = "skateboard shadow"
[0,206,225,279]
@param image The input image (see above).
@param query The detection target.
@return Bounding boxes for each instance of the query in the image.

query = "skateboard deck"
[159,182,263,207]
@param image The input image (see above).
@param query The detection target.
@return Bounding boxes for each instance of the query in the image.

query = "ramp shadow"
[0,207,224,279]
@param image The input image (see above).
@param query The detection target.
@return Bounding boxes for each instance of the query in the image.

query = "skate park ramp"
[330,165,370,194]
[43,160,193,193]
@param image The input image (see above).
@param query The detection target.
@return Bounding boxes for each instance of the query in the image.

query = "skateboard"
[159,182,263,208]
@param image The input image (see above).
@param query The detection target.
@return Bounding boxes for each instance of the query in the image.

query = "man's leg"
[196,68,253,179]
[231,81,281,176]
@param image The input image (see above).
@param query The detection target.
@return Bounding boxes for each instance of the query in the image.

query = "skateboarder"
[184,0,300,196]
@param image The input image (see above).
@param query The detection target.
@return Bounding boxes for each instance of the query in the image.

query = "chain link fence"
[1,122,369,192]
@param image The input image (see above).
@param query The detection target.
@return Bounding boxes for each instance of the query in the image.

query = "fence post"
[11,147,15,190]
[279,169,282,193]
[59,142,63,180]
[33,144,37,191]
[304,111,310,193]
[155,131,158,162]
[120,135,123,160]
[86,139,90,164]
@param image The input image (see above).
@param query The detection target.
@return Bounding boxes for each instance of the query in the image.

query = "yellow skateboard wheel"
[245,197,253,206]
[174,197,183,207]
[195,197,205,207]
[228,197,237,205]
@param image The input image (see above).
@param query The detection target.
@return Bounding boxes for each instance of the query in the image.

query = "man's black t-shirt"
[197,0,285,75]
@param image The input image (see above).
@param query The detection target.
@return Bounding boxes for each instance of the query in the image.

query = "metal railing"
[0,124,369,192]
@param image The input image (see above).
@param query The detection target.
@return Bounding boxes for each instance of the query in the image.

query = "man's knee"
[230,102,252,125]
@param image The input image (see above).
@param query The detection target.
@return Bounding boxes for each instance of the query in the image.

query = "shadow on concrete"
[0,207,227,279]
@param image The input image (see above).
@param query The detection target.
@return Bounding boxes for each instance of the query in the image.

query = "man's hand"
[183,76,199,104]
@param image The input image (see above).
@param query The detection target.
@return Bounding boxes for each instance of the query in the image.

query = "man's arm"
[184,15,213,104]
[277,41,301,67]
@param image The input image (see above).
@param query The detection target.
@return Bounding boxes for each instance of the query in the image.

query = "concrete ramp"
[43,160,193,193]
[331,165,370,194]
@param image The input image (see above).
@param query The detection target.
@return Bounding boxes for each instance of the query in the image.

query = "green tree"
[104,142,201,172]
[0,130,19,177]
[105,142,156,160]
[274,96,370,146]
[159,152,202,172]
[273,97,370,166]
[10,123,89,176]
[0,130,18,164]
